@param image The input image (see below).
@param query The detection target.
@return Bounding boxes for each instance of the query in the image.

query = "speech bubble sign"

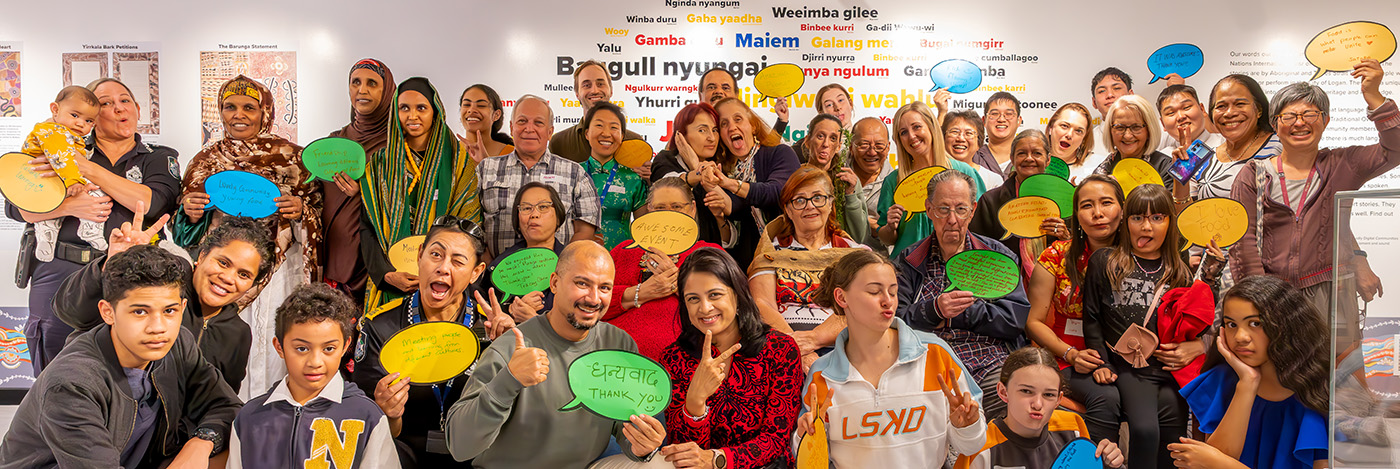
[614,139,654,170]
[491,247,559,297]
[753,63,804,100]
[1046,157,1070,180]
[300,137,366,183]
[1111,158,1165,197]
[944,249,1020,298]
[628,211,699,255]
[1146,43,1204,85]
[1051,438,1103,469]
[892,166,947,213]
[795,418,829,469]
[378,321,481,385]
[1305,21,1396,81]
[1019,174,1075,218]
[204,170,280,218]
[928,59,983,94]
[0,152,66,213]
[998,196,1062,239]
[1177,198,1248,248]
[388,235,425,276]
[560,349,671,421]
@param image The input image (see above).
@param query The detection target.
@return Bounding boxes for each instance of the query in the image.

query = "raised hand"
[1354,58,1386,109]
[774,97,790,121]
[506,327,550,387]
[475,288,515,340]
[509,291,546,322]
[936,374,979,428]
[107,201,171,257]
[685,330,741,415]
[795,380,834,437]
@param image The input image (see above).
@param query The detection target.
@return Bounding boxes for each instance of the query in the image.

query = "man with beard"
[549,60,644,164]
[445,241,666,468]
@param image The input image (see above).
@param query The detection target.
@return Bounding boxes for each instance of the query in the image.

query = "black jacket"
[53,254,252,392]
[0,325,241,468]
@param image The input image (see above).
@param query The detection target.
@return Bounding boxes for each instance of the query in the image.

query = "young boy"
[28,85,108,259]
[0,244,241,468]
[228,283,399,469]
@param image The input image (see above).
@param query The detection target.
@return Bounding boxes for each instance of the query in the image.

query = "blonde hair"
[1101,94,1161,157]
[892,101,948,180]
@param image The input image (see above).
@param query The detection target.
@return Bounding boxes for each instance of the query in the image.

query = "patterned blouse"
[1036,240,1088,369]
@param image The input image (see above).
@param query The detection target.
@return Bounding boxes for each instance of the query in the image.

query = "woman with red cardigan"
[657,247,803,469]
[605,177,722,360]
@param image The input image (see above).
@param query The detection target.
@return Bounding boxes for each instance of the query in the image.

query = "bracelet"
[1063,346,1076,362]
[633,285,641,309]
[686,405,708,421]
[1173,195,1192,204]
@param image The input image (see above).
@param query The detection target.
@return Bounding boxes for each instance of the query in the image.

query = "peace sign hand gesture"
[795,380,834,437]
[684,330,741,417]
[937,374,980,428]
[107,201,171,257]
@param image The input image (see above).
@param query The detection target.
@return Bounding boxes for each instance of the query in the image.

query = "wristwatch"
[712,449,727,469]
[192,427,223,455]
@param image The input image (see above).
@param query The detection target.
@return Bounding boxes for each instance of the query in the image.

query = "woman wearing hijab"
[324,58,394,302]
[361,77,472,314]
[174,74,321,398]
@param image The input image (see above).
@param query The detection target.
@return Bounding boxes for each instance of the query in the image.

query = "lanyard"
[1275,157,1317,221]
[405,290,473,431]
[595,159,619,207]
[433,378,458,431]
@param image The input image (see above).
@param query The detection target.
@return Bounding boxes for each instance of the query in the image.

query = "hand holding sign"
[944,249,1020,298]
[508,328,550,387]
[753,63,804,101]
[560,349,671,421]
[0,152,66,213]
[1306,21,1395,80]
[388,235,426,276]
[892,166,946,216]
[204,170,280,218]
[928,59,983,94]
[629,211,699,255]
[1146,43,1204,84]
[795,381,832,469]
[614,139,654,170]
[300,137,366,183]
[491,248,559,296]
[1176,198,1248,248]
[998,196,1062,239]
[1112,158,1164,196]
[379,321,481,385]
[1051,438,1108,469]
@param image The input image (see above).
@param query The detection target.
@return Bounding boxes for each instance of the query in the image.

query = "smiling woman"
[584,102,648,249]
[323,59,395,300]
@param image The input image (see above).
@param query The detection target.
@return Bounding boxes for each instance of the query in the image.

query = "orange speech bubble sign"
[998,196,1062,239]
[892,166,947,212]
[389,235,425,276]
[1305,21,1396,80]
[614,139,654,169]
[753,63,805,99]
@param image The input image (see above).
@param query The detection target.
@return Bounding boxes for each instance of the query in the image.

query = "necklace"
[1132,254,1164,275]
[1221,132,1266,163]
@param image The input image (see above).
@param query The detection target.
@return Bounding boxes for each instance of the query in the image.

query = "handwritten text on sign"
[379,321,481,385]
[491,248,559,296]
[998,196,1061,239]
[945,249,1020,298]
[560,350,672,421]
[0,152,65,213]
[204,170,280,218]
[629,211,699,255]
[301,137,367,183]
[892,166,946,212]
[1177,198,1248,248]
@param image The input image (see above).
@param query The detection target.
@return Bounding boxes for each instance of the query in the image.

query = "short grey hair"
[513,94,554,123]
[1011,129,1050,157]
[1270,82,1329,122]
[925,169,976,206]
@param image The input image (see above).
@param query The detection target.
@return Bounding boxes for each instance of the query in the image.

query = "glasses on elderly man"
[931,205,973,219]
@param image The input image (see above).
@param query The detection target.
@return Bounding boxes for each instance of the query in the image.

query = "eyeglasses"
[1128,214,1169,225]
[945,129,977,139]
[931,205,973,219]
[987,110,1018,120]
[788,194,831,210]
[855,141,889,153]
[1111,124,1146,135]
[517,202,555,215]
[432,215,486,242]
[651,202,693,212]
[1276,111,1325,126]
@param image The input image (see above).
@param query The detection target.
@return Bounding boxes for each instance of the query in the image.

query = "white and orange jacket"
[795,318,986,468]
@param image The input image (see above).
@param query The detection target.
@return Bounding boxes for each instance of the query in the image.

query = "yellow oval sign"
[891,166,947,212]
[389,235,425,276]
[753,63,805,99]
[1305,21,1396,80]
[998,196,1062,239]
[628,211,699,255]
[614,139,654,170]
[1177,197,1249,248]
[1111,158,1164,196]
[379,321,481,385]
[0,152,66,213]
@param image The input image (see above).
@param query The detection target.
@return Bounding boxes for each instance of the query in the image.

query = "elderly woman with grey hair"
[970,129,1071,279]
[1231,58,1398,338]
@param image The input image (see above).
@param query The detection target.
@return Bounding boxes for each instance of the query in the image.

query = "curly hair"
[102,244,190,303]
[1204,276,1330,415]
[812,250,895,316]
[675,247,771,358]
[199,216,275,285]
[274,283,359,341]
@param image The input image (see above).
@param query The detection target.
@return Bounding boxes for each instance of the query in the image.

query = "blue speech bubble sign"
[1146,43,1204,84]
[928,59,983,94]
[1051,438,1103,469]
[204,170,280,218]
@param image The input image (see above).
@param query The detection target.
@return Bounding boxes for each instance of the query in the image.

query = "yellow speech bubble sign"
[795,417,829,469]
[379,321,481,385]
[389,235,425,276]
[1177,198,1249,248]
[753,63,805,99]
[0,152,66,214]
[892,166,946,212]
[628,211,699,255]
[1112,158,1164,196]
[1305,21,1396,80]
[614,139,654,169]
[998,196,1062,239]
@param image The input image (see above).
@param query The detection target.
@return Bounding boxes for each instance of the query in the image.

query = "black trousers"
[1111,355,1187,469]
[1062,366,1123,443]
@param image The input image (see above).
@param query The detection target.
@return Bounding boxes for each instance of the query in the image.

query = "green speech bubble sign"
[1046,157,1070,180]
[944,249,1020,298]
[1018,174,1075,218]
[560,349,671,421]
[490,248,558,297]
[301,137,367,183]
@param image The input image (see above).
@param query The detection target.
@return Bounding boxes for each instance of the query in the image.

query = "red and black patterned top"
[660,331,803,469]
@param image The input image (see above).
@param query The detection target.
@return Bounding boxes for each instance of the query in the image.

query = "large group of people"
[0,52,1392,469]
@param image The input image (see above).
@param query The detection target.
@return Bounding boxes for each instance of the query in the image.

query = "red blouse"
[604,241,722,361]
[1036,240,1089,369]
[661,331,803,469]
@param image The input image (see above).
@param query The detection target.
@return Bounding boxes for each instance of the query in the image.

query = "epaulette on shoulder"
[365,298,405,321]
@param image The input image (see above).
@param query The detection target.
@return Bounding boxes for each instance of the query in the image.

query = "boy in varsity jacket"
[228,284,400,469]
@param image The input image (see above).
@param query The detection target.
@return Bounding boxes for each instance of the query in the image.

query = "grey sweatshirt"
[445,314,652,468]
